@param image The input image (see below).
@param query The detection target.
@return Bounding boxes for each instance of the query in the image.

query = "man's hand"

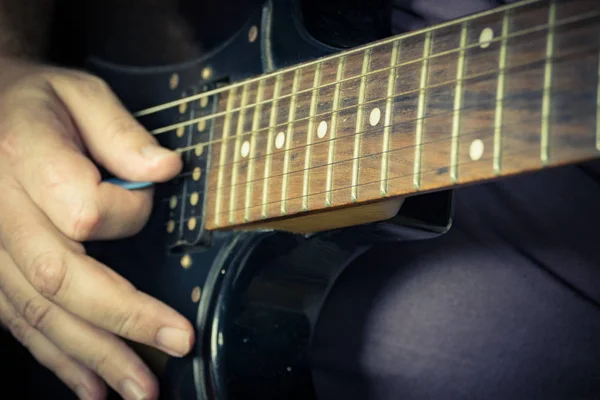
[0,57,193,400]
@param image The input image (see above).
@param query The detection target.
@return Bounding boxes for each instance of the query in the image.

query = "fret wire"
[597,49,600,152]
[451,23,468,183]
[228,84,250,223]
[214,87,237,226]
[208,124,552,220]
[282,69,303,215]
[184,43,592,179]
[207,94,524,194]
[541,0,557,166]
[135,0,543,118]
[171,147,537,227]
[244,79,265,222]
[302,63,323,211]
[381,40,400,196]
[326,56,346,206]
[149,11,598,137]
[413,32,432,189]
[351,49,372,202]
[494,10,510,174]
[262,75,282,218]
[165,115,558,207]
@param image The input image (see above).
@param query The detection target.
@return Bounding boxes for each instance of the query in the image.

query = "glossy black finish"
[86,1,455,399]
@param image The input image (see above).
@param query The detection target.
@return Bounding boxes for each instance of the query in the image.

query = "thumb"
[48,71,182,183]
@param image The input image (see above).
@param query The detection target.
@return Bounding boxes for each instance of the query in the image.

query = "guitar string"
[134,0,545,118]
[159,113,560,207]
[166,143,550,227]
[166,43,594,189]
[150,9,597,147]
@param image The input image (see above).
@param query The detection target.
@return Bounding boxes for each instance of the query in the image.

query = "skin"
[0,3,196,398]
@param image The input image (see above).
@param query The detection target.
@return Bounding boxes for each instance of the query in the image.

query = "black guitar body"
[83,1,454,399]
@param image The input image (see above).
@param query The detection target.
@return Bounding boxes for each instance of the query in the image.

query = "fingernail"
[121,379,147,400]
[75,386,93,400]
[156,326,192,357]
[140,144,176,160]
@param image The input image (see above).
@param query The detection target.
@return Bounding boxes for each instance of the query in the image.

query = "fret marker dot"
[479,28,494,49]
[188,217,197,231]
[166,220,175,233]
[275,132,286,149]
[200,96,209,108]
[195,144,203,156]
[176,126,185,138]
[469,139,485,161]
[241,140,251,157]
[169,195,178,209]
[169,73,179,90]
[317,121,328,138]
[369,108,381,126]
[190,192,199,206]
[192,167,202,181]
[197,120,206,131]
[191,286,202,303]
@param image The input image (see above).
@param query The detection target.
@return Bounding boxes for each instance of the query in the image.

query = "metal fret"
[351,49,372,202]
[413,32,432,189]
[262,75,282,218]
[541,1,556,165]
[451,24,468,183]
[325,57,345,206]
[381,41,400,196]
[244,79,265,221]
[228,84,250,223]
[214,88,237,226]
[282,69,303,215]
[597,51,600,152]
[494,11,509,174]
[302,64,323,210]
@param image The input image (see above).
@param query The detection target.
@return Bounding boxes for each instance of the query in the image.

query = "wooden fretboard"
[198,0,600,230]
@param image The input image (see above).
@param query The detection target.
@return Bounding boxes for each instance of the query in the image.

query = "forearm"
[0,0,55,60]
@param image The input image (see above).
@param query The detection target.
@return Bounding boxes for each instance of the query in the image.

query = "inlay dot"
[188,217,197,231]
[479,27,494,49]
[192,167,202,181]
[197,119,206,132]
[241,140,251,157]
[201,67,212,80]
[166,220,175,233]
[195,144,203,156]
[317,121,328,138]
[369,108,381,126]
[275,132,286,149]
[169,73,179,90]
[176,126,185,138]
[200,96,209,108]
[469,139,485,161]
[169,195,178,209]
[179,102,188,114]
[190,192,199,206]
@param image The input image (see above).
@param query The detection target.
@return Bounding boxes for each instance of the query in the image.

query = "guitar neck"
[202,0,600,230]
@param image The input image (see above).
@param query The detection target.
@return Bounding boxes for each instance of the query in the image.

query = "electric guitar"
[84,0,600,398]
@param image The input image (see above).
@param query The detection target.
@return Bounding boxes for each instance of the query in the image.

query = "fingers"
[4,110,154,240]
[0,249,158,400]
[0,189,195,357]
[0,287,106,400]
[48,71,182,183]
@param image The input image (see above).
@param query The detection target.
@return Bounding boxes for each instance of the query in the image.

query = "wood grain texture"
[200,0,600,231]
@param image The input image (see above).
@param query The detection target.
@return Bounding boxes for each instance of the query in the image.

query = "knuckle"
[71,73,111,98]
[112,307,142,338]
[22,295,53,331]
[69,201,102,241]
[7,315,33,345]
[29,252,69,299]
[91,351,110,378]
